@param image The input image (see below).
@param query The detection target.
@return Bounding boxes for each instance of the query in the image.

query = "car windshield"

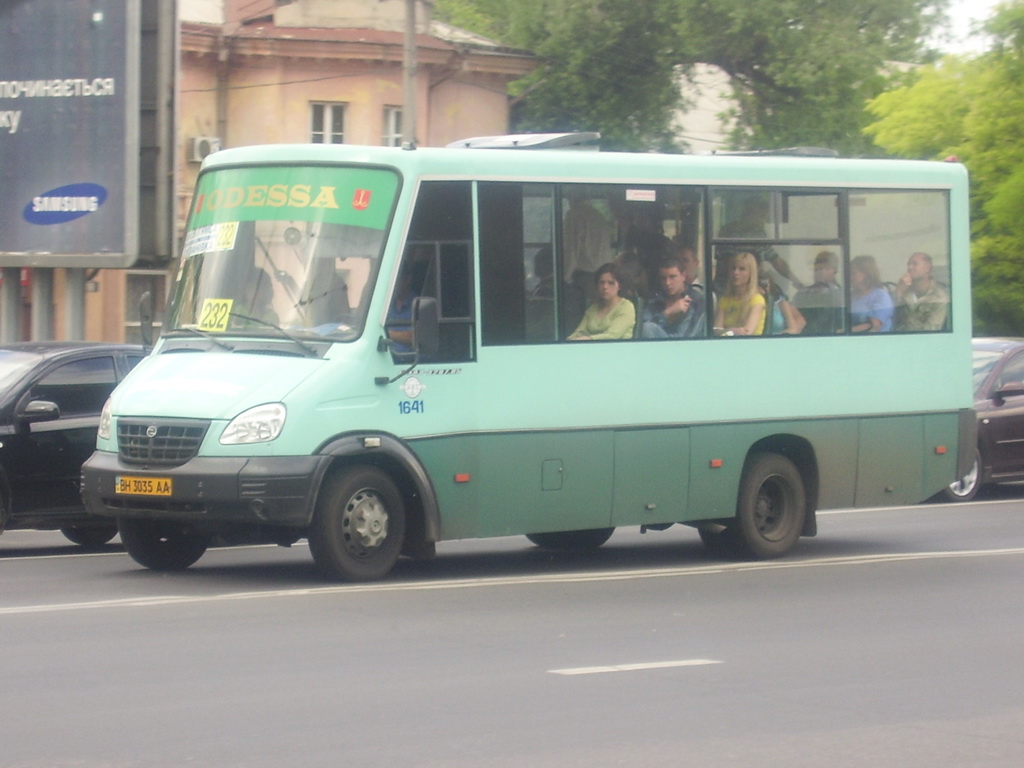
[165,164,400,342]
[971,348,1005,397]
[0,350,41,396]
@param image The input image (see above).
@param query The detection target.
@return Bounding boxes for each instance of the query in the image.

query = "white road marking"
[2,546,1023,617]
[549,659,722,676]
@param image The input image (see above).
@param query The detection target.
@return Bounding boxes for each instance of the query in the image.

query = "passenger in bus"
[526,247,556,341]
[849,255,894,332]
[568,263,636,340]
[529,247,555,300]
[713,252,766,336]
[613,250,649,301]
[623,206,673,288]
[763,278,805,335]
[386,259,427,353]
[894,252,949,331]
[640,254,706,338]
[718,196,803,291]
[679,246,704,295]
[794,250,844,335]
[241,268,280,325]
[563,190,614,319]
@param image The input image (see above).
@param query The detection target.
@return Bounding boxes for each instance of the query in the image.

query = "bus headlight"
[98,398,112,441]
[221,403,286,445]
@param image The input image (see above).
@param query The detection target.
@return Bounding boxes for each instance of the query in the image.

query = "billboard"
[0,0,140,267]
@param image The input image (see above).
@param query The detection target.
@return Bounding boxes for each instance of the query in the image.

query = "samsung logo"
[23,183,107,225]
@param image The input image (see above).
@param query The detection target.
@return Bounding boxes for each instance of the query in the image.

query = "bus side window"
[479,182,559,345]
[403,182,475,362]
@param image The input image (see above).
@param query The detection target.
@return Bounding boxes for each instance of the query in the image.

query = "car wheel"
[118,518,208,571]
[734,452,806,559]
[525,528,615,551]
[941,448,981,503]
[309,466,406,582]
[61,524,118,548]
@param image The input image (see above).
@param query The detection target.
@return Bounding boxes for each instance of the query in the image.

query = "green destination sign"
[187,165,399,230]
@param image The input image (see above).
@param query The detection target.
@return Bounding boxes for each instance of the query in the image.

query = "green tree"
[437,0,948,154]
[864,2,1024,334]
[676,0,948,154]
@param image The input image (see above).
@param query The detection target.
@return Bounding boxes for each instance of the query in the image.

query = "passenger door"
[985,351,1024,478]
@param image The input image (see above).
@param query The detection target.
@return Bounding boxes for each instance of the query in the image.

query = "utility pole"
[402,0,417,146]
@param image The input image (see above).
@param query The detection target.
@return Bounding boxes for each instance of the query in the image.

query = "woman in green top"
[568,263,636,340]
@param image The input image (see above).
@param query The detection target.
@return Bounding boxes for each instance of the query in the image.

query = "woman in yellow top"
[714,252,766,336]
[568,263,636,340]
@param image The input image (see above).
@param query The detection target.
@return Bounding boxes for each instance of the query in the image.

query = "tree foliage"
[677,0,948,154]
[435,0,948,154]
[864,2,1024,334]
[439,0,687,151]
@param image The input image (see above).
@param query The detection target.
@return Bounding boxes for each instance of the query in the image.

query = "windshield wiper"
[166,326,235,351]
[228,312,320,357]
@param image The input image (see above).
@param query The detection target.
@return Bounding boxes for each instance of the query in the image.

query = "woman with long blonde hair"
[714,252,766,336]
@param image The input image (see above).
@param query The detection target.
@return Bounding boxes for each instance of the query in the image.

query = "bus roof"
[201,142,967,189]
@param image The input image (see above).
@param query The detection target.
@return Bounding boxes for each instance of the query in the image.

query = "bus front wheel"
[309,466,406,581]
[735,453,806,559]
[118,518,208,571]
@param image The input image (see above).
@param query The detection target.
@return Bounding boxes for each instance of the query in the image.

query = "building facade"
[67,0,535,343]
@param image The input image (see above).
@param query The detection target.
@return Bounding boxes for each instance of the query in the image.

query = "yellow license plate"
[115,476,173,496]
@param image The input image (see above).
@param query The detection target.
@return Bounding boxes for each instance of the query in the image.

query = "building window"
[383,106,402,146]
[311,103,345,144]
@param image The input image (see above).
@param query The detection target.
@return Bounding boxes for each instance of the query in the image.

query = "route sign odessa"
[0,0,140,267]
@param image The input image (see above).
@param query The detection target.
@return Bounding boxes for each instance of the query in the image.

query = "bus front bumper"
[80,450,330,528]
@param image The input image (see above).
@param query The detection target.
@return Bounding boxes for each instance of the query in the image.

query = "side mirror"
[411,296,439,357]
[19,399,61,424]
[994,381,1024,403]
[139,291,154,351]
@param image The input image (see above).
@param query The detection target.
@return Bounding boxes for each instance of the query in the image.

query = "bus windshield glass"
[166,164,400,342]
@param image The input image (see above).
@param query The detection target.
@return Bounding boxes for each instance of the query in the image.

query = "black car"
[942,337,1024,502]
[0,342,144,546]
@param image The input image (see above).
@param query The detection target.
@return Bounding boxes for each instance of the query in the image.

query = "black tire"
[0,465,10,534]
[61,524,118,548]
[309,466,406,582]
[118,518,208,571]
[697,522,740,557]
[525,528,614,551]
[734,452,806,559]
[940,447,981,503]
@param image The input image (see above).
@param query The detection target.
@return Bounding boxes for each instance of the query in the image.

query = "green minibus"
[81,136,975,580]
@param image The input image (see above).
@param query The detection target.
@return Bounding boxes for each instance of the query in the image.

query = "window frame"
[310,102,346,145]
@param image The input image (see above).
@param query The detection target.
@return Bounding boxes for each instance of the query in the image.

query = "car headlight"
[220,403,286,445]
[98,398,113,441]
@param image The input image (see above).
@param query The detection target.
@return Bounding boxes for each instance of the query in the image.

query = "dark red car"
[942,337,1024,501]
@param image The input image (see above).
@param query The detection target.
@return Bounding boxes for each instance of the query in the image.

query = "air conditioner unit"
[189,136,222,163]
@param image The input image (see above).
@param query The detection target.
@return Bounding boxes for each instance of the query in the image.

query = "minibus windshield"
[166,164,400,342]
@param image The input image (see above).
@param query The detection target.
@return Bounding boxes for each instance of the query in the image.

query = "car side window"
[30,357,118,417]
[997,353,1024,392]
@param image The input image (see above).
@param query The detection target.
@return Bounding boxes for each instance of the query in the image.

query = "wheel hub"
[343,489,389,551]
[754,476,787,541]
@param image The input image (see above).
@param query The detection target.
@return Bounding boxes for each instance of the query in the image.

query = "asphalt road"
[2,491,1024,768]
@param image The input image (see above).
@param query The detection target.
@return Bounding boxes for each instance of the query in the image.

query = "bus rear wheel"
[118,518,208,571]
[309,466,406,582]
[735,453,806,559]
[525,528,614,551]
